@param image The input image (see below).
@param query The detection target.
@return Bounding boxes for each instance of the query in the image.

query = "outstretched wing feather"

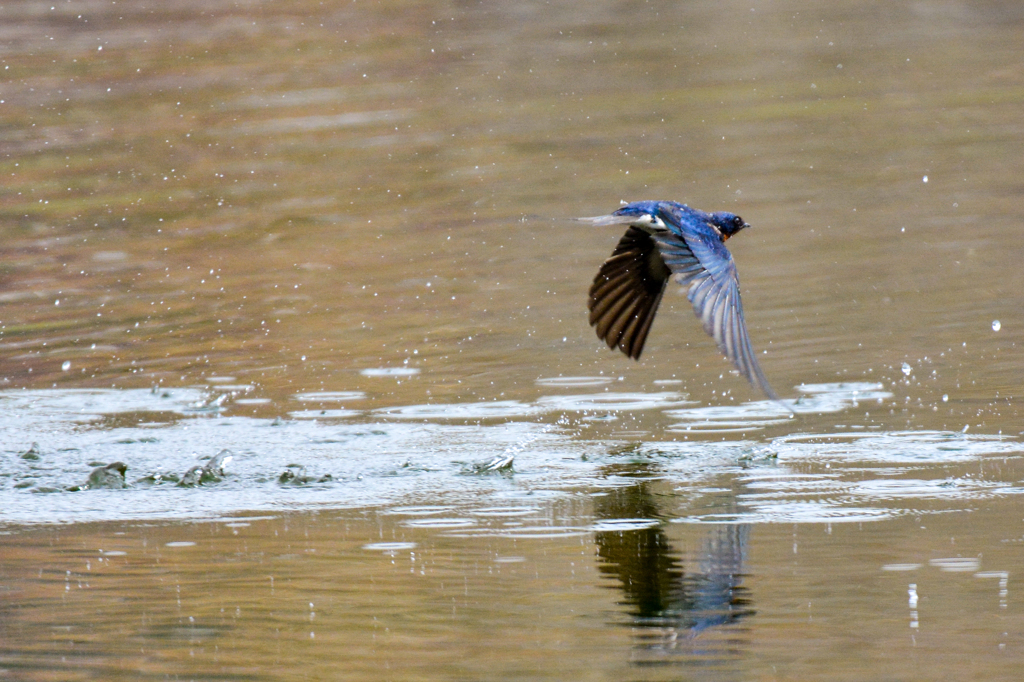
[651,229,779,400]
[588,226,669,360]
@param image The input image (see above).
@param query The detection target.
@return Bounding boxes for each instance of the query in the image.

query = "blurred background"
[2,1,1024,680]
[2,0,1022,425]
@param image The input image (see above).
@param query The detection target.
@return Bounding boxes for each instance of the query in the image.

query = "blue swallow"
[582,200,779,400]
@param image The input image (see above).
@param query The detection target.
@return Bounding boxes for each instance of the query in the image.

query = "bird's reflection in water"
[594,462,754,669]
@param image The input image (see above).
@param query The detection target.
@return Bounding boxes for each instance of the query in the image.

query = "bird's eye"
[733,216,745,228]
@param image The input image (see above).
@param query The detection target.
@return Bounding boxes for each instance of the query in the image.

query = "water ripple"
[0,389,1020,526]
[293,391,367,402]
[535,376,612,387]
[536,392,692,412]
[665,382,892,432]
[678,502,897,524]
[363,542,417,552]
[772,430,1022,463]
[360,367,420,378]
[375,400,538,420]
[288,409,360,419]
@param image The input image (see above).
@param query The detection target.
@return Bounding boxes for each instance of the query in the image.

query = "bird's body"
[582,200,779,400]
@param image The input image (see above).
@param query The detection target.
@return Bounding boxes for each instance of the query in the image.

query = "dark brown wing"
[588,226,669,359]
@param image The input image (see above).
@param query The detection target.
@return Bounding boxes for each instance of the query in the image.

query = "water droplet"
[61,361,71,371]
[942,394,948,402]
[922,175,928,183]
[901,362,912,376]
[992,320,1001,332]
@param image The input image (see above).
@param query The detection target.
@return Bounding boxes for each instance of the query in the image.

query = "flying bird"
[582,200,779,400]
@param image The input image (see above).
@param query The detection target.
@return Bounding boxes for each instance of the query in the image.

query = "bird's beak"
[577,214,640,227]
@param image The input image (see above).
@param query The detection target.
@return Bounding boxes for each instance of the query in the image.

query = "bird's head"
[708,212,749,240]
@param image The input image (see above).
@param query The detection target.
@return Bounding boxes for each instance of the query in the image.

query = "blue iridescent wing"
[652,228,779,400]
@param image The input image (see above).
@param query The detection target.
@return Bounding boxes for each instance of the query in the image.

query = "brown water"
[2,0,1024,679]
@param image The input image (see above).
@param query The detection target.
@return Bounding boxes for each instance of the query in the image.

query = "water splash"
[0,388,1020,526]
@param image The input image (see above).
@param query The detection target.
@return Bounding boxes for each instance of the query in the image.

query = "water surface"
[2,0,1024,679]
